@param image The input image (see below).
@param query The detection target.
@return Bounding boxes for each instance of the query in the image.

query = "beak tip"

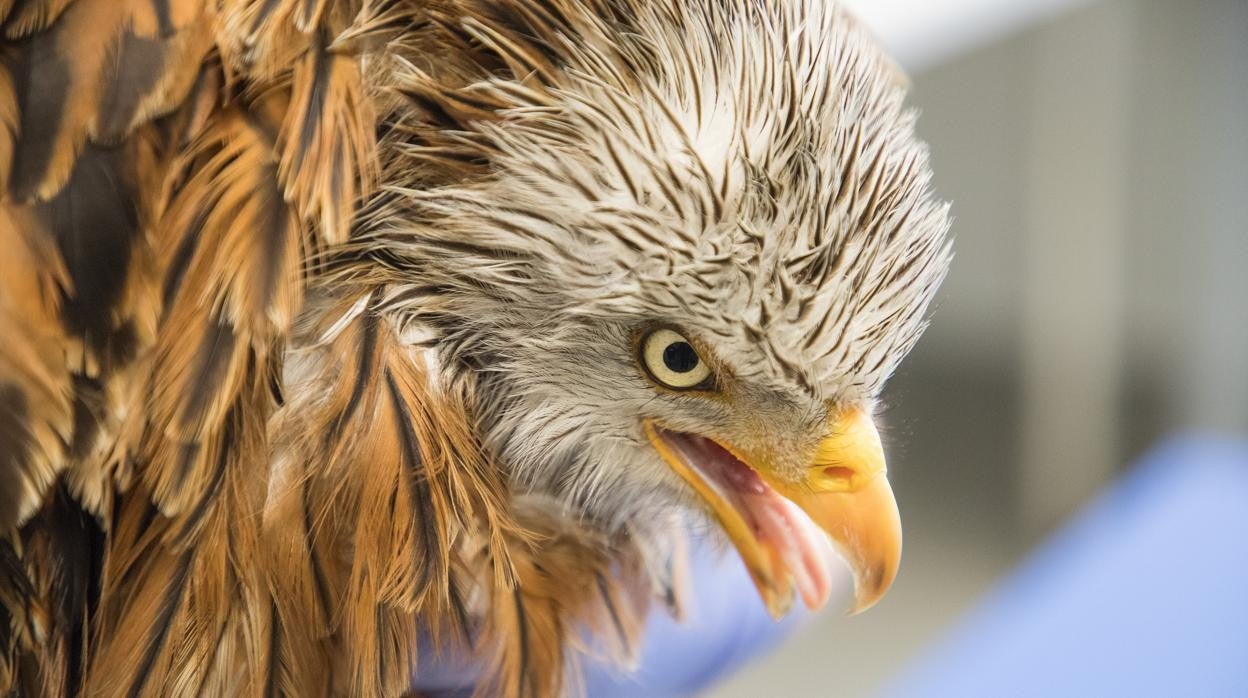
[846,590,883,616]
[846,550,900,615]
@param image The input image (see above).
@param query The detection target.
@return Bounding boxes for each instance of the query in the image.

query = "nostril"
[821,466,857,490]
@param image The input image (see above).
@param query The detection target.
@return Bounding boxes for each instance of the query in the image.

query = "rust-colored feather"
[88,374,272,698]
[0,64,17,193]
[479,506,649,698]
[142,106,301,518]
[271,294,527,695]
[6,0,211,202]
[1,0,75,39]
[217,0,359,81]
[1,2,712,695]
[279,41,376,246]
[0,206,72,532]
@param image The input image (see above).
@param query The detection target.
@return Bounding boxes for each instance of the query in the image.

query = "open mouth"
[643,410,901,618]
[651,428,839,612]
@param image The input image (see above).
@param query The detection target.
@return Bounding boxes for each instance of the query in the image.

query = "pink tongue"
[737,485,835,610]
[681,435,836,611]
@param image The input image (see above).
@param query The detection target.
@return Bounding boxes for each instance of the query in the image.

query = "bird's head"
[365,0,950,617]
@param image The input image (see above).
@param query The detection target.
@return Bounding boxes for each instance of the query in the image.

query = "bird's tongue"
[668,433,838,610]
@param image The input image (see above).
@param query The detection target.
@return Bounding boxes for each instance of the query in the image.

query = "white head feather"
[357,0,951,532]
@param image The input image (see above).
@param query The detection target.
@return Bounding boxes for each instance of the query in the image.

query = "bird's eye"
[641,328,712,390]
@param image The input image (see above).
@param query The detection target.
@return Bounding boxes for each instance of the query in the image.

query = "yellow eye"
[641,328,712,390]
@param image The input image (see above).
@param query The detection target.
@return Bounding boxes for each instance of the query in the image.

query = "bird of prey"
[0,0,950,695]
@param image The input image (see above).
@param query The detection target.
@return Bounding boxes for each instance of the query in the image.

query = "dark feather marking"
[96,34,166,143]
[31,487,103,698]
[595,573,629,655]
[447,577,472,646]
[265,600,279,698]
[410,236,511,262]
[131,500,161,549]
[249,0,284,36]
[257,162,292,310]
[410,473,438,594]
[401,89,466,131]
[598,131,640,201]
[298,41,331,165]
[384,370,437,594]
[328,146,345,223]
[267,366,285,407]
[77,497,106,698]
[98,321,142,375]
[161,208,209,307]
[181,319,236,433]
[512,587,530,698]
[0,384,31,531]
[300,484,332,623]
[170,418,231,544]
[36,147,140,364]
[0,537,34,601]
[125,550,192,698]
[0,589,12,662]
[326,310,378,444]
[7,38,69,200]
[299,0,319,26]
[172,442,202,493]
[151,0,175,37]
[67,375,104,460]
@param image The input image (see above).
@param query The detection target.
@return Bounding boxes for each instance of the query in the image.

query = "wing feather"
[479,504,650,698]
[143,107,301,516]
[0,207,72,532]
[0,0,380,691]
[1,0,76,39]
[279,39,376,245]
[0,2,672,695]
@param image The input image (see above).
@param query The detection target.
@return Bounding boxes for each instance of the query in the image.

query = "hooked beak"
[644,407,901,617]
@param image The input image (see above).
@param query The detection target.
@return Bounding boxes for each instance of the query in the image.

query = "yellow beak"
[645,407,901,617]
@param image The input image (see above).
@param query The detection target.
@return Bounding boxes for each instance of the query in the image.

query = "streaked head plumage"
[361,0,949,587]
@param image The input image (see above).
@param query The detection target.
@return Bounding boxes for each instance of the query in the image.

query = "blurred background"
[711,0,1248,695]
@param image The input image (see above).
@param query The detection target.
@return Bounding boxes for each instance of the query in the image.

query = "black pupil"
[662,341,699,373]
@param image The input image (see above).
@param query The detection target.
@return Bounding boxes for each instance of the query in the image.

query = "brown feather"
[273,294,523,695]
[88,378,271,698]
[143,107,301,517]
[0,2,725,695]
[1,0,75,39]
[478,505,649,698]
[329,0,414,53]
[0,63,17,194]
[0,205,72,532]
[278,41,376,246]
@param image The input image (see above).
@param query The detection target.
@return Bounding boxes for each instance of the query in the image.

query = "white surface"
[840,0,1096,70]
